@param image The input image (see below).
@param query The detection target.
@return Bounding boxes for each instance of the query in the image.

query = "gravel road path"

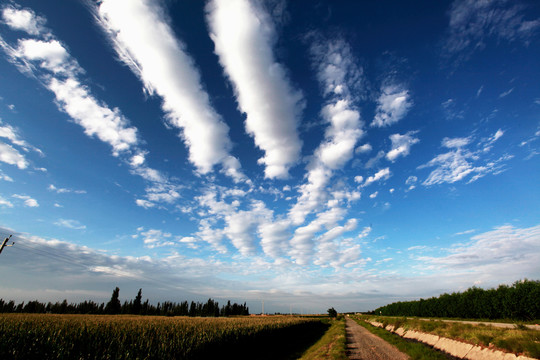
[345,317,409,360]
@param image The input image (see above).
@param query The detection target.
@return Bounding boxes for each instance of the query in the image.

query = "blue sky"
[0,0,538,313]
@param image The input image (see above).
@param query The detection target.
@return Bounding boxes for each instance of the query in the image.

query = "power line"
[0,235,14,255]
[8,236,185,291]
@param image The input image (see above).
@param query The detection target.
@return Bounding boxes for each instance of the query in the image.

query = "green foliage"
[299,317,347,360]
[0,314,325,360]
[327,307,338,318]
[0,288,249,317]
[373,279,540,321]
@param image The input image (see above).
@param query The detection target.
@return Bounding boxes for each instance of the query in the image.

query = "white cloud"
[358,226,372,239]
[1,5,44,35]
[454,229,476,236]
[0,121,43,155]
[442,136,471,148]
[498,87,514,98]
[96,0,243,180]
[405,176,417,185]
[371,84,412,127]
[195,190,274,255]
[48,184,86,194]
[290,206,346,265]
[289,37,364,225]
[317,100,363,169]
[417,224,540,280]
[354,175,363,183]
[16,39,73,74]
[0,196,13,208]
[135,228,174,249]
[405,175,417,191]
[363,168,391,187]
[355,143,372,154]
[206,0,302,179]
[318,218,357,243]
[54,219,86,230]
[364,150,385,169]
[48,77,139,156]
[12,194,39,207]
[135,199,155,209]
[421,149,475,185]
[420,133,512,186]
[0,141,28,169]
[1,16,186,208]
[2,36,139,157]
[310,37,364,99]
[258,219,291,258]
[491,129,504,142]
[0,170,13,182]
[369,191,378,199]
[386,131,420,162]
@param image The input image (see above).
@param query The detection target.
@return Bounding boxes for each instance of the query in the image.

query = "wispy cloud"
[454,229,476,236]
[444,0,540,63]
[498,87,514,98]
[0,121,43,155]
[95,0,244,182]
[54,218,86,230]
[0,196,13,208]
[48,184,86,195]
[417,224,540,279]
[420,130,510,186]
[206,0,302,179]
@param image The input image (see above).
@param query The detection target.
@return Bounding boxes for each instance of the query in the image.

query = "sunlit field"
[0,314,329,359]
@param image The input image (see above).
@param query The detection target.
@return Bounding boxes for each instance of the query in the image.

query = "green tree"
[327,307,337,317]
[133,289,142,314]
[105,287,121,314]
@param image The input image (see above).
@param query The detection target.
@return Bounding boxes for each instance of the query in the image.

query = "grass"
[298,316,348,360]
[351,317,451,360]
[359,315,540,358]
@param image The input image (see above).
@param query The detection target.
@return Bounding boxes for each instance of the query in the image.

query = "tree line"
[372,279,539,321]
[0,287,249,317]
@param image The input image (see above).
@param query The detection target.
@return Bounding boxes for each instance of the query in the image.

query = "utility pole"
[0,235,14,255]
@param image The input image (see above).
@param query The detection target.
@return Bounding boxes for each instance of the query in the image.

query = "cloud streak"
[206,0,303,179]
[95,0,244,181]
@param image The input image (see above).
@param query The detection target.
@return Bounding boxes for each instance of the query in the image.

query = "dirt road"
[345,317,409,360]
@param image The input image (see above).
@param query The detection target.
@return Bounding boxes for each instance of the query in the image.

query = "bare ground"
[345,317,409,360]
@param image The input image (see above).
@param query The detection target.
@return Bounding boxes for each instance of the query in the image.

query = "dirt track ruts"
[345,317,409,360]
